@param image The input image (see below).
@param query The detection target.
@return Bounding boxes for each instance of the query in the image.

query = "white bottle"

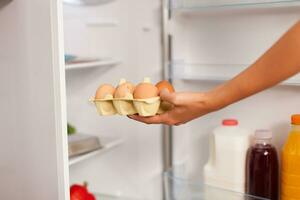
[204,119,252,194]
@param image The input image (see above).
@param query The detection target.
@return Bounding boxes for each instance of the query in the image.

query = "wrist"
[204,85,231,112]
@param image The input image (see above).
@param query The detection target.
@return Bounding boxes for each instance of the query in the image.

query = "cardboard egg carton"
[91,78,170,117]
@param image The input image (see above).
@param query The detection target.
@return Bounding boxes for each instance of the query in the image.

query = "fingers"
[127,91,182,125]
[160,89,177,104]
[128,111,180,126]
[128,114,167,124]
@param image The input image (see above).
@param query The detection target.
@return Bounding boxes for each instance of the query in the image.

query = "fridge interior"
[170,1,300,179]
[63,0,300,199]
[64,0,163,199]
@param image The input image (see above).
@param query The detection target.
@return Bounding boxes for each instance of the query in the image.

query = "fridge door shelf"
[63,0,115,6]
[69,137,123,166]
[86,19,120,27]
[164,166,269,200]
[170,0,300,11]
[171,61,300,85]
[65,58,121,70]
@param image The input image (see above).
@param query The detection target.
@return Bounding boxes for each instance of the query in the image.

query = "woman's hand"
[130,22,300,126]
[129,90,219,126]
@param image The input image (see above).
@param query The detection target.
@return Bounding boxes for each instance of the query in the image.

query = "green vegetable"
[67,123,76,135]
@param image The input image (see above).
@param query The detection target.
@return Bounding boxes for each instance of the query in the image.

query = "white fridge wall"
[63,0,163,198]
[171,7,300,178]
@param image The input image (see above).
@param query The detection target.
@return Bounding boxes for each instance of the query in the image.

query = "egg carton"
[91,78,172,117]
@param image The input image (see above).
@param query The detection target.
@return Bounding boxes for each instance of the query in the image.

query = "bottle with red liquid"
[246,130,279,200]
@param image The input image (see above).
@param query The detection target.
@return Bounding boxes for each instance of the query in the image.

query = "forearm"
[209,21,300,110]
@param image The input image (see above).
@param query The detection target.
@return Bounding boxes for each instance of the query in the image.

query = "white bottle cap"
[255,129,272,139]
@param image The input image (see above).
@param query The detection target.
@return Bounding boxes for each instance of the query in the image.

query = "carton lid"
[143,77,151,83]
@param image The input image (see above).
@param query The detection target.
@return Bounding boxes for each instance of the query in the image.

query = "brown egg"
[134,83,159,99]
[156,80,175,112]
[156,80,175,94]
[114,82,135,98]
[95,84,115,99]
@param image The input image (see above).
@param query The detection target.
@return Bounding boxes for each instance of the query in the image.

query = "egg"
[134,83,159,99]
[114,82,135,98]
[156,80,175,112]
[95,84,115,99]
[156,80,175,94]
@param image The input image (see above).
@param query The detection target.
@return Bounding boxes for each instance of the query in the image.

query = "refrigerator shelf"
[95,193,140,200]
[86,19,120,27]
[69,137,123,166]
[171,62,300,85]
[63,0,116,6]
[65,58,121,70]
[164,166,269,200]
[170,0,300,11]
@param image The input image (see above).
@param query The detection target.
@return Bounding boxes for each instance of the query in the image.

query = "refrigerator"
[1,0,300,199]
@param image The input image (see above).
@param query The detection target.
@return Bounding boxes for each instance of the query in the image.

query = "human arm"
[129,21,300,125]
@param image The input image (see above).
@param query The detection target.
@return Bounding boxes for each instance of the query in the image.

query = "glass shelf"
[171,61,300,85]
[69,137,123,166]
[95,193,139,200]
[171,0,300,11]
[164,166,269,200]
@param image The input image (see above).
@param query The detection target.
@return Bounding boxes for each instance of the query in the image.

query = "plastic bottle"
[204,119,252,193]
[281,114,300,200]
[246,130,279,200]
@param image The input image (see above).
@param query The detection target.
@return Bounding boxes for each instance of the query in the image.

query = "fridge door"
[0,0,69,200]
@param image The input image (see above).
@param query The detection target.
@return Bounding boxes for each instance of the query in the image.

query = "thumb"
[160,89,176,104]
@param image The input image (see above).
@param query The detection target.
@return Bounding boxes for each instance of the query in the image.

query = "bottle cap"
[222,119,238,126]
[255,129,272,139]
[291,114,300,125]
